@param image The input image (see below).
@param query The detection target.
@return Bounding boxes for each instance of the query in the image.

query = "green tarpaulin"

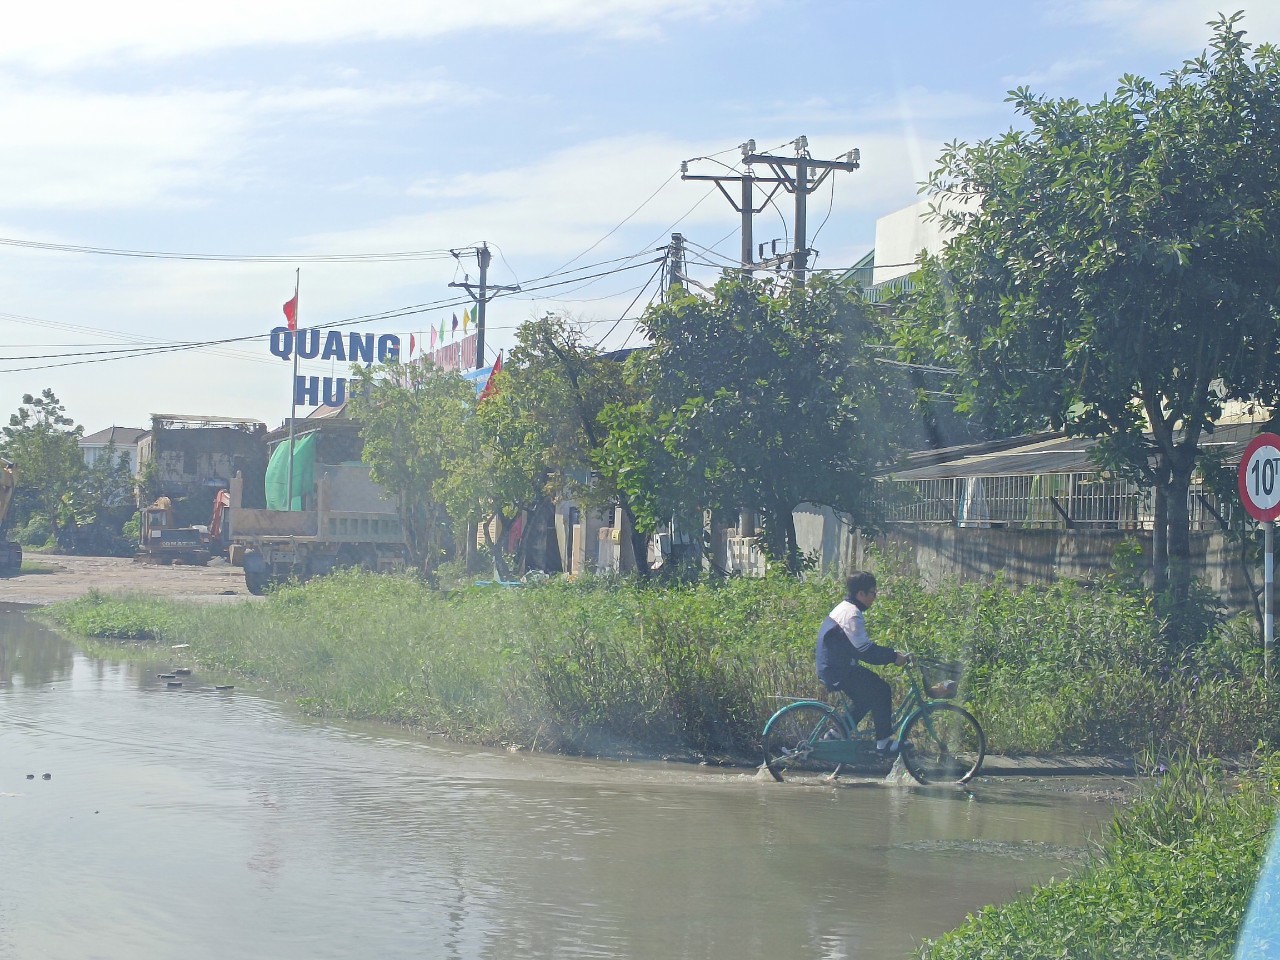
[265,432,317,511]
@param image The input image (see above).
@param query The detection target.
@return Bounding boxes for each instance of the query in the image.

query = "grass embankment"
[921,754,1279,959]
[43,570,1277,760]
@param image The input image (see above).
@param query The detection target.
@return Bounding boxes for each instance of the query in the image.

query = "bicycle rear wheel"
[761,703,848,782]
[899,703,986,784]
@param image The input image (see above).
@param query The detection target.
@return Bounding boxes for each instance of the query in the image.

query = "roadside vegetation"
[44,569,1279,960]
[43,570,1276,761]
[921,754,1278,960]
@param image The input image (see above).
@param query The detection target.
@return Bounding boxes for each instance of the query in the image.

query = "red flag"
[430,327,437,350]
[409,333,416,357]
[283,294,298,332]
[479,353,503,403]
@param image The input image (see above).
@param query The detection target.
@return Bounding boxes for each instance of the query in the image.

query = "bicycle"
[760,656,986,785]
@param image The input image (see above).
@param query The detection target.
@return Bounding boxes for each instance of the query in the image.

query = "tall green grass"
[43,570,1278,760]
[921,753,1279,959]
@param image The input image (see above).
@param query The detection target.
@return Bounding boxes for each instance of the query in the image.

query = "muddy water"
[0,611,1116,959]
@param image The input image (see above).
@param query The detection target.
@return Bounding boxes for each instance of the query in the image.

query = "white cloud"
[0,78,463,211]
[1065,2,1280,53]
[0,88,246,209]
[1002,57,1105,89]
[252,79,478,115]
[736,88,997,132]
[381,135,740,260]
[2,0,754,71]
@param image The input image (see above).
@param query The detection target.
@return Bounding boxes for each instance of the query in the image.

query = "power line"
[544,139,758,280]
[0,257,667,373]
[0,236,460,263]
[807,173,839,264]
[545,169,680,277]
[592,258,668,349]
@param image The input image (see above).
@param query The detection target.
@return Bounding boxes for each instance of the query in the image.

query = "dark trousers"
[834,664,893,740]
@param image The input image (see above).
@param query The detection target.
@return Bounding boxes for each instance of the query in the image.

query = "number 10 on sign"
[1239,433,1280,682]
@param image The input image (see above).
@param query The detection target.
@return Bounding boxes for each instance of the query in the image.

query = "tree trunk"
[760,501,801,575]
[481,513,514,582]
[618,498,652,579]
[758,504,787,570]
[784,509,800,575]
[515,498,548,574]
[1165,467,1195,608]
[1151,484,1167,596]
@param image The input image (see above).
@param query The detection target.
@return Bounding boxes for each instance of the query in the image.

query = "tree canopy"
[893,14,1280,612]
[604,275,910,573]
[2,390,87,548]
[346,362,475,573]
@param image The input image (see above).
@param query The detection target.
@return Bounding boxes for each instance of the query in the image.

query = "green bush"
[15,514,52,548]
[921,754,1278,959]
[40,569,1275,760]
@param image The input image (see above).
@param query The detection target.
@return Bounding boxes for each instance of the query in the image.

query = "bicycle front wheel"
[761,702,848,782]
[900,703,986,784]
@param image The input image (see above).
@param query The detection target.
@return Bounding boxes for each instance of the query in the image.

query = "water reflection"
[0,611,1114,959]
[0,605,75,687]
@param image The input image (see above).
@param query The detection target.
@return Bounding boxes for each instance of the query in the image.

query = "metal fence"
[881,473,1233,531]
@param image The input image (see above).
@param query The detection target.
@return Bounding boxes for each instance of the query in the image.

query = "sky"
[1,0,1277,434]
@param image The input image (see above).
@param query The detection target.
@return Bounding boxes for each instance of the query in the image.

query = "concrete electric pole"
[742,136,860,287]
[666,232,686,297]
[680,141,786,276]
[448,243,520,370]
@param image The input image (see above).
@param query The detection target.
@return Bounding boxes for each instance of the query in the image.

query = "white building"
[843,195,979,302]
[80,426,148,476]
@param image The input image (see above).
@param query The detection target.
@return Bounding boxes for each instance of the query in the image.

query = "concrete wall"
[793,504,1257,614]
[140,425,268,500]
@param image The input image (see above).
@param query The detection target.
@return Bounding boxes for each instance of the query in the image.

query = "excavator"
[138,496,212,565]
[0,458,22,574]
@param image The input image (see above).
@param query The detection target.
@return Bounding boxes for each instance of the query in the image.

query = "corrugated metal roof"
[893,420,1267,480]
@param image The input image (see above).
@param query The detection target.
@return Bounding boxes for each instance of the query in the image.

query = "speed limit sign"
[1239,433,1280,522]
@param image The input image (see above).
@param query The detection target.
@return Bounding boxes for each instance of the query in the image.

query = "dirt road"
[0,554,258,607]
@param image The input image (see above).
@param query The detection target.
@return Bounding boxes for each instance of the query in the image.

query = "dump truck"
[0,458,22,574]
[226,443,408,595]
[138,496,213,565]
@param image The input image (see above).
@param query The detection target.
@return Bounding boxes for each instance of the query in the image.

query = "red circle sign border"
[1238,433,1280,522]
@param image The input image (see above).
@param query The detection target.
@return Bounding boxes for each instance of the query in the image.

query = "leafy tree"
[68,443,138,555]
[895,14,1280,621]
[346,362,475,574]
[500,313,655,576]
[1,390,85,548]
[439,321,585,579]
[434,375,535,582]
[606,275,910,574]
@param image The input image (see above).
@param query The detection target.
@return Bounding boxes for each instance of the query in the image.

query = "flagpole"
[287,268,300,512]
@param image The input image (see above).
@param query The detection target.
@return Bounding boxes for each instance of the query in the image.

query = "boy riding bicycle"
[815,571,908,758]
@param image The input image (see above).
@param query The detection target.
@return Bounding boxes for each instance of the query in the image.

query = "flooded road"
[0,610,1116,959]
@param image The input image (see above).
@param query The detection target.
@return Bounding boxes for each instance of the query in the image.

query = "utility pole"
[743,136,860,287]
[448,243,518,576]
[680,141,785,276]
[666,233,686,297]
[449,243,520,370]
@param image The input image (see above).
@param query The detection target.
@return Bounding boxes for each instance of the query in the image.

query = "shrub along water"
[44,569,1276,761]
[920,753,1278,959]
